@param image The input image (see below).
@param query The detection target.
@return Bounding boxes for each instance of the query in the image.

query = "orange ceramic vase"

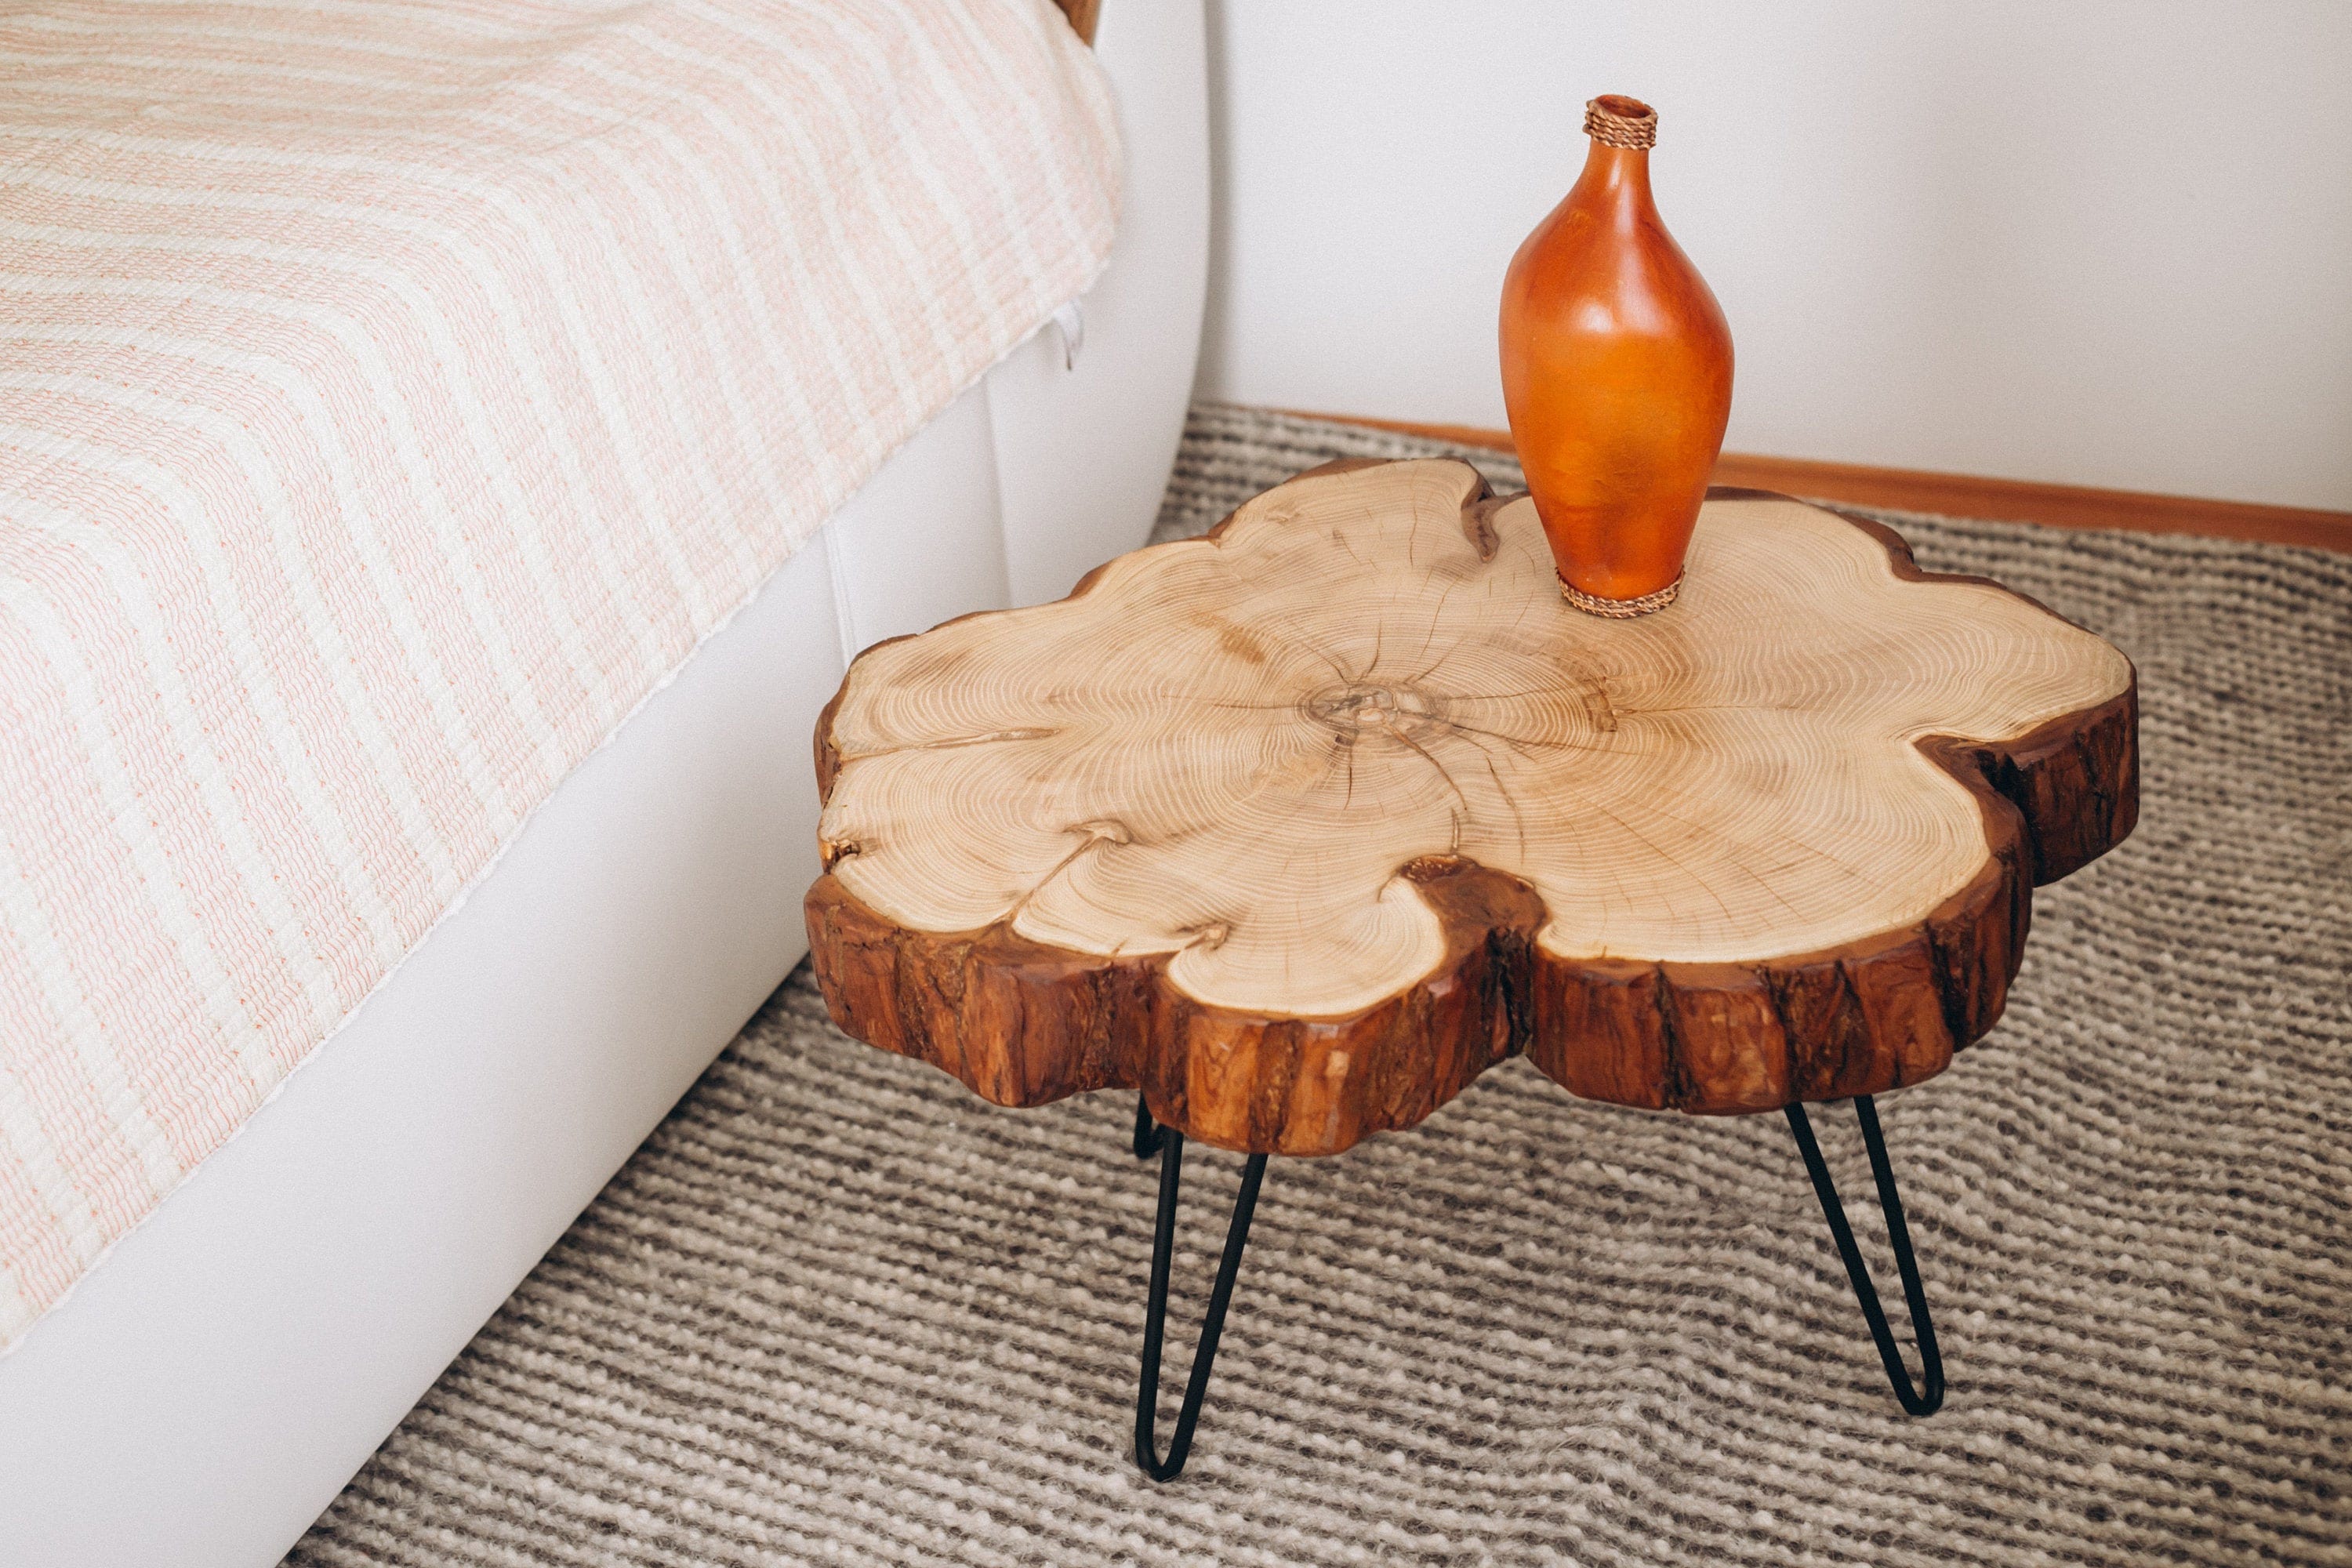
[1499,95,1733,615]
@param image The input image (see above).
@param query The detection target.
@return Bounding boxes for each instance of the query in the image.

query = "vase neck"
[1574,141,1655,218]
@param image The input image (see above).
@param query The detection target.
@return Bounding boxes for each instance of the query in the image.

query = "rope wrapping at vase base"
[1560,572,1681,618]
[292,403,2352,1568]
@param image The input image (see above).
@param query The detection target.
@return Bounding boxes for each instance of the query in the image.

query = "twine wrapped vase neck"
[1583,94,1657,150]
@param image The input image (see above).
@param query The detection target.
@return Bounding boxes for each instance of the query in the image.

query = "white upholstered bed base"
[0,5,1207,1561]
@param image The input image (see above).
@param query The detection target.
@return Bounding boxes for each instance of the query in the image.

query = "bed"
[0,1,1207,1559]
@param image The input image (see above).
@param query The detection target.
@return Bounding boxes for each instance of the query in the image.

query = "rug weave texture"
[290,405,2352,1568]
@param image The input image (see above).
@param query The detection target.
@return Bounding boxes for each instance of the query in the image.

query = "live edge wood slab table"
[805,457,2137,1479]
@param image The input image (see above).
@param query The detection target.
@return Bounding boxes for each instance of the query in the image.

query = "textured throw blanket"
[0,0,1119,1348]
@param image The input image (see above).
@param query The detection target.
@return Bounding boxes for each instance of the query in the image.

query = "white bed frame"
[0,7,1206,1561]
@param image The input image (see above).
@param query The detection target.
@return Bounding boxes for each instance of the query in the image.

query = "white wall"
[1199,1,2352,511]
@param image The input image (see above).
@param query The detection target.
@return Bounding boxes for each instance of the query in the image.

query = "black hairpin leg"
[1134,1127,1269,1481]
[1784,1094,1944,1415]
[1132,1091,1166,1160]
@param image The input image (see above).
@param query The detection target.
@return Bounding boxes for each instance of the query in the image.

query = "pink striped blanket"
[0,0,1119,1348]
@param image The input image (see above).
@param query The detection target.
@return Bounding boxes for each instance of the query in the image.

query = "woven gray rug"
[289,405,2352,1568]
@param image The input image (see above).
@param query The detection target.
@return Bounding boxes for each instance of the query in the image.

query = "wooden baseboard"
[1277,410,2352,554]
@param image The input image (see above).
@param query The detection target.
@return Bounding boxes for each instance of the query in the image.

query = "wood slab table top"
[805,458,2137,1156]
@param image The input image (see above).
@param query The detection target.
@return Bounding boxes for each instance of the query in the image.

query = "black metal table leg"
[1134,1127,1268,1481]
[1131,1091,1165,1160]
[1784,1094,1944,1415]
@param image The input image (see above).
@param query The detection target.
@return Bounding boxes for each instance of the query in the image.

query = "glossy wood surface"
[1500,97,1733,604]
